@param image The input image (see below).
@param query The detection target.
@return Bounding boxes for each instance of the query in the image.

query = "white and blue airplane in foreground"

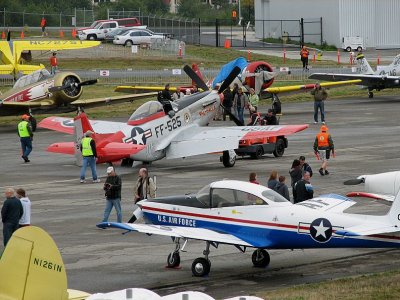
[98,171,400,277]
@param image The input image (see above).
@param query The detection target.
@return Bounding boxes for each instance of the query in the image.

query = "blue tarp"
[212,57,248,88]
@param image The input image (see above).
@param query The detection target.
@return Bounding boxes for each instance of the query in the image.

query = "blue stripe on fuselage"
[143,212,400,249]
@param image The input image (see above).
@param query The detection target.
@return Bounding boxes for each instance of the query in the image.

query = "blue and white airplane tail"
[356,53,374,75]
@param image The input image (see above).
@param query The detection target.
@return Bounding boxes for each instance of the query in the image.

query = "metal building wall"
[255,0,400,48]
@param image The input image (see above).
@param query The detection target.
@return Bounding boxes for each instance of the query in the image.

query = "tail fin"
[0,226,69,300]
[389,54,400,67]
[73,112,94,166]
[356,53,374,74]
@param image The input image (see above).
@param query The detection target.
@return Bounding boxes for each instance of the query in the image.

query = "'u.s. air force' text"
[158,215,196,227]
[154,116,182,137]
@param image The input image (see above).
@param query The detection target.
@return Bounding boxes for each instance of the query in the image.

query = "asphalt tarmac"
[1,95,400,298]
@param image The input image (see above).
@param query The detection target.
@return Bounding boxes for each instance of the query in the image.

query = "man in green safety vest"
[17,114,34,163]
[79,130,100,183]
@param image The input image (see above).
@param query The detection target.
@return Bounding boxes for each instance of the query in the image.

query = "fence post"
[3,8,5,29]
[215,18,219,47]
[300,18,304,46]
[22,10,25,27]
[83,7,86,27]
[320,17,323,46]
[107,8,109,20]
[198,18,201,45]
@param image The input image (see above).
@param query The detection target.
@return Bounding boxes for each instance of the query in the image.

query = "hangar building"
[254,0,400,48]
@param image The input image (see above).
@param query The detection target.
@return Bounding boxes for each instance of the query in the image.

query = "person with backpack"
[299,156,313,177]
[133,168,156,204]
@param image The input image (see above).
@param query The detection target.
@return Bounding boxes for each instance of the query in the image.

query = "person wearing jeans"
[102,166,122,223]
[79,130,100,183]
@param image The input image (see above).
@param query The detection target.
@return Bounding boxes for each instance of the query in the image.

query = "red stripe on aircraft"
[142,206,308,231]
[128,111,165,126]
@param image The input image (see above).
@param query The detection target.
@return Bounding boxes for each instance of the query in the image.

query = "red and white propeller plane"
[39,66,308,167]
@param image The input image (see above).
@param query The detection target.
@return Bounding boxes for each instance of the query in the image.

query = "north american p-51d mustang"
[310,53,400,98]
[98,171,400,277]
[39,66,308,167]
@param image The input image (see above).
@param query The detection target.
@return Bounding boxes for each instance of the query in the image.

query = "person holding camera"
[102,166,122,223]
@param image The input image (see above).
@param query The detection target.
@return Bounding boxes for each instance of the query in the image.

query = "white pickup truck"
[78,18,146,41]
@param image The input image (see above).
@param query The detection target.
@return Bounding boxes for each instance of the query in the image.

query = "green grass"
[257,269,400,300]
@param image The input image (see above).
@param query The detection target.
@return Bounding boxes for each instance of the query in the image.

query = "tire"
[191,257,211,277]
[88,34,97,41]
[250,145,264,159]
[167,252,180,268]
[346,46,351,52]
[125,40,133,47]
[252,249,270,268]
[273,138,285,157]
[222,150,236,167]
[357,46,363,52]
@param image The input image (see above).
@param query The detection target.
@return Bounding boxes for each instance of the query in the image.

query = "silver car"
[113,29,165,46]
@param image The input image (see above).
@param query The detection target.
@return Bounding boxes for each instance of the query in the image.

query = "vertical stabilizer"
[73,112,94,166]
[356,53,374,74]
[0,226,69,300]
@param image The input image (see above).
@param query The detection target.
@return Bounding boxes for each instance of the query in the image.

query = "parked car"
[104,28,132,43]
[78,18,146,41]
[113,29,166,46]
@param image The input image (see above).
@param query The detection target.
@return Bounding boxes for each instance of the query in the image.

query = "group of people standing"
[2,188,31,246]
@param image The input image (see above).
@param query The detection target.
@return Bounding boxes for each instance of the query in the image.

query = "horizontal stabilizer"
[115,85,179,93]
[100,142,145,156]
[47,142,75,155]
[297,194,357,213]
[38,116,74,134]
[15,63,45,75]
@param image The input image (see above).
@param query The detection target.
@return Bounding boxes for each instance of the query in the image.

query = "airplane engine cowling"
[243,61,274,90]
[52,72,83,105]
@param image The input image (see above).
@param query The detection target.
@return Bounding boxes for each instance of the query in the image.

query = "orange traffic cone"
[59,30,64,38]
[224,39,231,49]
[1,31,5,39]
[20,30,24,39]
[72,28,77,38]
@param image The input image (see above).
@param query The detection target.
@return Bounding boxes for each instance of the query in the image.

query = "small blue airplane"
[98,171,400,277]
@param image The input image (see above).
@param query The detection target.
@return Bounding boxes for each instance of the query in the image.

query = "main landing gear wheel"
[191,257,211,277]
[222,150,236,167]
[167,252,180,268]
[251,145,264,159]
[368,91,374,98]
[273,138,285,157]
[252,249,270,268]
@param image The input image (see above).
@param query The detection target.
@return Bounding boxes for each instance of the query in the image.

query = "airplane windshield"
[129,101,164,122]
[262,190,290,203]
[196,184,211,206]
[13,69,51,89]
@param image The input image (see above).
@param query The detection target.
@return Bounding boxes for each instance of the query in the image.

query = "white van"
[342,36,365,52]
[78,18,146,41]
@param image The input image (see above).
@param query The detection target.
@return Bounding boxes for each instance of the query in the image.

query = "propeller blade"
[78,79,98,87]
[218,66,241,94]
[220,104,243,126]
[343,178,364,185]
[183,65,208,91]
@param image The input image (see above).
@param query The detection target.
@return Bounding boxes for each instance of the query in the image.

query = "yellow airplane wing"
[71,92,158,109]
[1,99,55,108]
[0,64,15,74]
[16,63,46,75]
[115,85,179,94]
[265,79,362,94]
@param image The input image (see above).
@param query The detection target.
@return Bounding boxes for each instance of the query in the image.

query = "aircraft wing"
[297,194,357,213]
[335,223,400,237]
[265,79,362,94]
[97,222,253,247]
[115,85,180,94]
[162,124,308,159]
[0,64,15,75]
[70,92,158,108]
[309,73,400,86]
[15,63,46,75]
[13,40,100,52]
[1,98,55,109]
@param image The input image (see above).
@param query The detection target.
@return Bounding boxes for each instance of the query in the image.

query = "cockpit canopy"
[128,101,165,125]
[13,69,51,89]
